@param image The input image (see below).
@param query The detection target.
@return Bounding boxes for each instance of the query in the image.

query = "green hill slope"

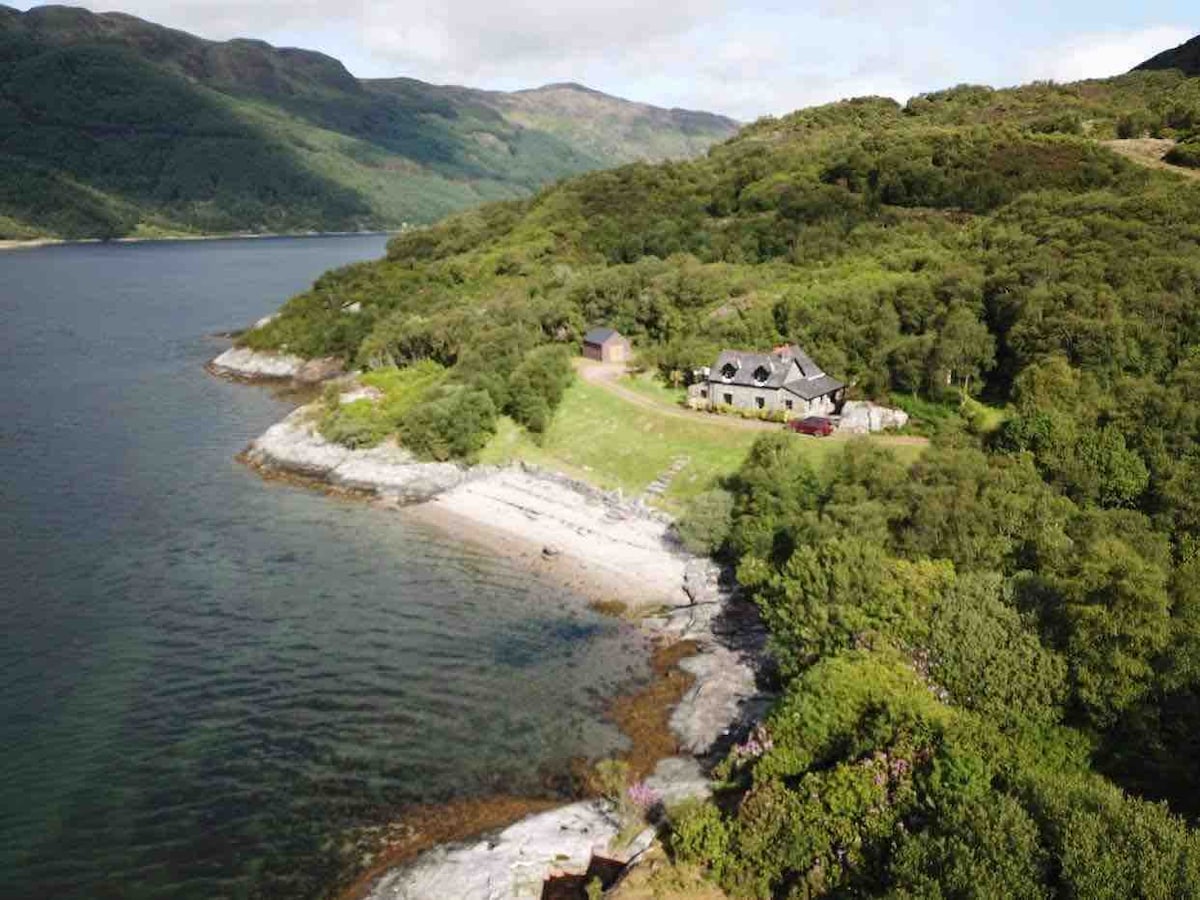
[1136,33,1200,77]
[0,4,737,239]
[248,48,1200,897]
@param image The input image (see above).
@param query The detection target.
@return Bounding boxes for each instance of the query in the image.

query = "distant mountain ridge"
[0,4,738,239]
[1134,33,1200,77]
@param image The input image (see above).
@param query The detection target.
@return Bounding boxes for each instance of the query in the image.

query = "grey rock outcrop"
[244,405,466,502]
[671,645,762,756]
[838,400,909,434]
[210,346,306,379]
[643,756,711,807]
[208,346,343,383]
[682,558,722,606]
[368,801,621,900]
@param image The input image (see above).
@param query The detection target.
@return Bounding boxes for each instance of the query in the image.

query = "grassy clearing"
[961,396,1008,434]
[480,377,925,511]
[892,392,1007,439]
[479,378,759,506]
[620,370,688,406]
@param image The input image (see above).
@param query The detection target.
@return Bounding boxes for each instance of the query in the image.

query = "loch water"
[0,236,647,898]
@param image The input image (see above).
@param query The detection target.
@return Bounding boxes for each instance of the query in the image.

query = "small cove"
[0,236,651,899]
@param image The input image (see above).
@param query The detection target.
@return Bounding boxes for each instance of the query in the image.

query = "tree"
[889,792,1051,899]
[927,573,1068,729]
[929,304,995,397]
[1069,426,1150,507]
[397,386,497,461]
[1056,535,1171,725]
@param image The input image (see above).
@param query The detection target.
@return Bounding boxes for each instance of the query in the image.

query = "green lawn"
[479,378,924,512]
[619,371,688,406]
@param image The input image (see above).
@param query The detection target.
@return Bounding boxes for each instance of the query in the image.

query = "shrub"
[506,345,574,433]
[319,399,390,448]
[1165,139,1200,169]
[676,488,735,556]
[397,385,497,461]
[669,801,732,878]
[318,361,447,449]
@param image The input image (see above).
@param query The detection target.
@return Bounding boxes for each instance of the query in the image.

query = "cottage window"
[700,387,708,398]
[755,397,765,410]
[753,365,770,384]
[723,393,733,405]
[785,399,793,410]
[721,363,737,380]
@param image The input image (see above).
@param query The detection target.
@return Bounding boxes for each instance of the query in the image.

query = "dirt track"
[1102,138,1200,181]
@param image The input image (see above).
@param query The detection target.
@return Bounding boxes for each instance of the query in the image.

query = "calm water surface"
[0,237,647,898]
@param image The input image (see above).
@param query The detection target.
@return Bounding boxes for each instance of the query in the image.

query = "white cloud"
[1023,25,1194,84]
[13,1,1199,121]
[356,0,730,88]
[73,0,356,40]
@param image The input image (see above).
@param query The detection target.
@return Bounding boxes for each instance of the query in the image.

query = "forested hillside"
[245,47,1200,897]
[0,4,736,240]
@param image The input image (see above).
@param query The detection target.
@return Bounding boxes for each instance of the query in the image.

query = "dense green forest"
[0,5,736,239]
[245,48,1200,897]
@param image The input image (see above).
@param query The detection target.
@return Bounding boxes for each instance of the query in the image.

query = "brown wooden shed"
[582,327,631,363]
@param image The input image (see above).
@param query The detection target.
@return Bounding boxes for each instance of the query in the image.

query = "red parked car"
[788,416,835,437]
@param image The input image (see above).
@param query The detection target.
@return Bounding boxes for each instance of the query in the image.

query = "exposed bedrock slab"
[366,801,620,900]
[243,405,466,500]
[209,346,343,382]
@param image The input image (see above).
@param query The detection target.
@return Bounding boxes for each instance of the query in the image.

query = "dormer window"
[721,363,738,380]
[753,365,770,384]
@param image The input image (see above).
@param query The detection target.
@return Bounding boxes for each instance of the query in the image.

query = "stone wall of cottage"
[703,382,840,417]
[709,382,782,411]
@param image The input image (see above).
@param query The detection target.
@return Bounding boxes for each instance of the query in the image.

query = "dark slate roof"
[709,346,844,399]
[583,327,622,345]
[781,345,824,379]
[784,373,845,400]
[710,350,794,389]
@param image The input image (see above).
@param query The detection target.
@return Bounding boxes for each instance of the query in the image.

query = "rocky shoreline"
[223,362,772,899]
[208,345,345,384]
[0,229,392,253]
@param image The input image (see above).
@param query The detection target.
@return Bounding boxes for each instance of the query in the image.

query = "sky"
[12,1,1198,121]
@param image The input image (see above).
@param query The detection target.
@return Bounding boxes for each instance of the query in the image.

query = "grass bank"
[479,377,926,512]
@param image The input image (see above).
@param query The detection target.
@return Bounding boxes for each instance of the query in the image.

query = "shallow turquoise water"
[0,236,647,898]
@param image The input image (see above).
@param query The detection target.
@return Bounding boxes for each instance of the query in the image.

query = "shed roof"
[583,327,623,345]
